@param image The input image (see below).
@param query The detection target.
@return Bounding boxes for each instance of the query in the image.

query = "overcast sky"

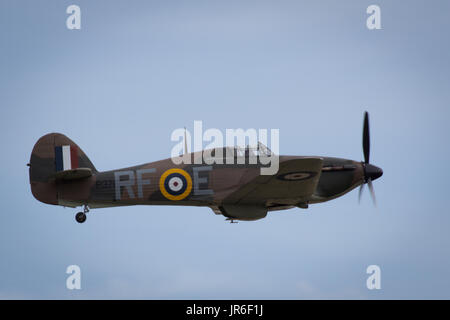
[1,0,449,299]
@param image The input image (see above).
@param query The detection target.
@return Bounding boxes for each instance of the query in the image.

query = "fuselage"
[54,154,366,210]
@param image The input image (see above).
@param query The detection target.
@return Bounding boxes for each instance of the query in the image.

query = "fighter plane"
[28,112,382,223]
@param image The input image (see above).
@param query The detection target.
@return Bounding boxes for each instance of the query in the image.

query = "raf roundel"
[159,168,193,201]
[277,171,317,181]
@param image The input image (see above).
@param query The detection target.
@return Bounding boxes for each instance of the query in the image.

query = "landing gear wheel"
[75,212,86,223]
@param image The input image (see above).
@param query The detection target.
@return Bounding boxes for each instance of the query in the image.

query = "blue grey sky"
[1,0,449,299]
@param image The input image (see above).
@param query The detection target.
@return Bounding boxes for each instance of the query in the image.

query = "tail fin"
[29,133,97,205]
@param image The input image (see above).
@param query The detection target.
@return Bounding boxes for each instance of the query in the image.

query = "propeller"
[358,112,383,206]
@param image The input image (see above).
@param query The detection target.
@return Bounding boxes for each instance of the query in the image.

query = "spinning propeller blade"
[363,111,370,164]
[358,183,364,204]
[367,179,377,207]
[359,112,382,206]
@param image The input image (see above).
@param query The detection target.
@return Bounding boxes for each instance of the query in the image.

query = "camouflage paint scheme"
[29,133,379,222]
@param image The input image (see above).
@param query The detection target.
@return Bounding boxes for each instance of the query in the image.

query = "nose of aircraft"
[365,163,383,181]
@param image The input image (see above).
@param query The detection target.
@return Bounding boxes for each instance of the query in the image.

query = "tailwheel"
[75,212,86,223]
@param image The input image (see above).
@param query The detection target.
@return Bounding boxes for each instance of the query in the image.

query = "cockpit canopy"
[207,142,273,158]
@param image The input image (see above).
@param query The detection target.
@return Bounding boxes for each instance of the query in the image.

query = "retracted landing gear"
[75,205,89,224]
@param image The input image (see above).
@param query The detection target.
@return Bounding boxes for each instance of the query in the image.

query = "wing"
[223,157,323,206]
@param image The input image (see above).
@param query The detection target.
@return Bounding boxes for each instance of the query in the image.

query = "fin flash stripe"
[55,145,78,172]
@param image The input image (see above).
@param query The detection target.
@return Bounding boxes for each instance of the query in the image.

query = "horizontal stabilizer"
[51,168,92,181]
